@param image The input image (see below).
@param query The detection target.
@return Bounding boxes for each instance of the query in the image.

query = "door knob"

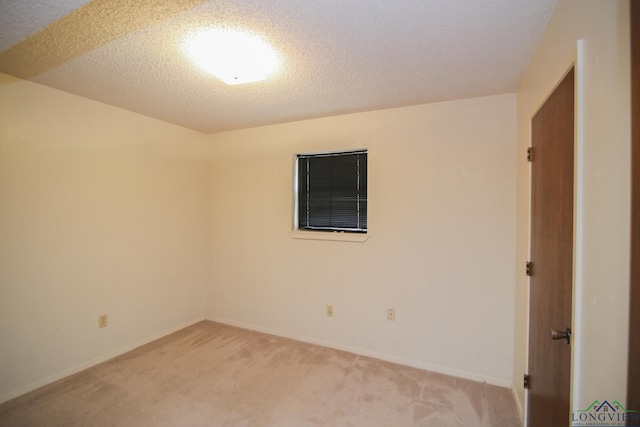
[550,327,571,344]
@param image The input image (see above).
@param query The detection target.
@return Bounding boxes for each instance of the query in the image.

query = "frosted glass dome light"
[183,28,281,85]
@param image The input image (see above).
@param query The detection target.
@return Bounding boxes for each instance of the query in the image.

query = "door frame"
[627,0,639,414]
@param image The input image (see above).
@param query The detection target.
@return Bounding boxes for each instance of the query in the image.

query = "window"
[296,150,367,233]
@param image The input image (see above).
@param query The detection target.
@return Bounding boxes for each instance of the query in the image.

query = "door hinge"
[524,374,531,389]
[526,261,532,277]
[527,147,533,162]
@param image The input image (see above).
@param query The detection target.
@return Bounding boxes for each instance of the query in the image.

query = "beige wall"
[0,74,211,401]
[207,94,517,385]
[513,0,631,420]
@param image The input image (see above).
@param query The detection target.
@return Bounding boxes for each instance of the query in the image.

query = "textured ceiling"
[0,0,557,134]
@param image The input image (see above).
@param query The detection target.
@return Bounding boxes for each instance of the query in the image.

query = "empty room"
[0,0,635,426]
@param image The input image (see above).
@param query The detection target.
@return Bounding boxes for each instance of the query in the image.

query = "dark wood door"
[527,68,575,427]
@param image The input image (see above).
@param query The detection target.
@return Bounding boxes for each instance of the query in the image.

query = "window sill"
[290,230,369,242]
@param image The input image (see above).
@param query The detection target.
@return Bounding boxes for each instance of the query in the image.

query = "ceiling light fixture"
[183,28,281,85]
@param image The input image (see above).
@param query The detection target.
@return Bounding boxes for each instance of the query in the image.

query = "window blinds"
[297,150,367,233]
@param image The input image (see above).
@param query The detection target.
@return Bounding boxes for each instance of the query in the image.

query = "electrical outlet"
[387,308,395,321]
[326,305,334,317]
[98,314,108,328]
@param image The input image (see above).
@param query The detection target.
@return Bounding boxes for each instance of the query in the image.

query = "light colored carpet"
[0,321,521,426]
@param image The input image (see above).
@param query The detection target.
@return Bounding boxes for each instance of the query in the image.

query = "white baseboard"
[0,316,206,405]
[511,383,525,426]
[207,316,512,388]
